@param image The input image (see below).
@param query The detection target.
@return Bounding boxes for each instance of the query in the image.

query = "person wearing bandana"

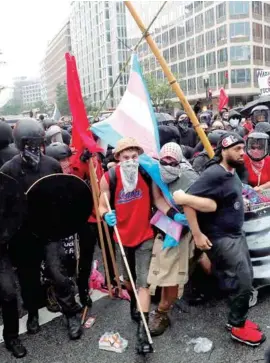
[0,118,83,341]
[243,132,270,193]
[175,113,197,148]
[175,132,265,347]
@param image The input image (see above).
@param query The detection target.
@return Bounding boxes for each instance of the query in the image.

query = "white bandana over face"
[120,159,139,193]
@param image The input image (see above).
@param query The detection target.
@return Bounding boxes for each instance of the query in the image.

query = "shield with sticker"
[26,174,93,240]
[0,172,26,244]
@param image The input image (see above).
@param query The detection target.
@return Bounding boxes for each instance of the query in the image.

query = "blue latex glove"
[163,234,179,249]
[104,210,117,227]
[173,212,189,227]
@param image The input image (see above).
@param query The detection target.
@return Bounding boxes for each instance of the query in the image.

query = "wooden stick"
[103,193,153,346]
[81,306,88,325]
[88,159,113,298]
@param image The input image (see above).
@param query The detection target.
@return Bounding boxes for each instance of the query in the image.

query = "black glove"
[80,149,92,163]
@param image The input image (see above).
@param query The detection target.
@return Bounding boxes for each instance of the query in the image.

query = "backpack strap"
[108,166,117,209]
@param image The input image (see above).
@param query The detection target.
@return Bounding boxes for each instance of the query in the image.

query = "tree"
[30,100,47,113]
[55,83,70,115]
[83,96,99,115]
[0,99,22,115]
[145,75,174,110]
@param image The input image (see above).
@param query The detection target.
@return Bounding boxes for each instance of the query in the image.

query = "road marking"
[0,290,108,343]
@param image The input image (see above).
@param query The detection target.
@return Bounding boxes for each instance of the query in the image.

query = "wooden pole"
[89,159,122,296]
[88,160,113,298]
[124,1,214,159]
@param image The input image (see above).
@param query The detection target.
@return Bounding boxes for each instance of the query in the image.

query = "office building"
[21,81,42,107]
[127,1,270,106]
[70,1,129,109]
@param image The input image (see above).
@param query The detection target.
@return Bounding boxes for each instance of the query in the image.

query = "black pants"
[206,233,253,327]
[0,251,19,342]
[11,233,79,316]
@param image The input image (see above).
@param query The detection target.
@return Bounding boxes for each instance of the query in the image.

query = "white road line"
[0,290,108,343]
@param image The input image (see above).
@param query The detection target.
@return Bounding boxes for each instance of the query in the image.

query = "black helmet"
[13,118,45,151]
[61,129,71,146]
[246,132,269,161]
[0,121,13,149]
[255,121,270,134]
[250,105,269,125]
[208,130,227,146]
[45,142,72,161]
[42,118,58,130]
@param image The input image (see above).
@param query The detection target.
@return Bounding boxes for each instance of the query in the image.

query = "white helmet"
[45,125,63,145]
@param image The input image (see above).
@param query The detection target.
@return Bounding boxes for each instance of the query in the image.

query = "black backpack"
[108,165,152,209]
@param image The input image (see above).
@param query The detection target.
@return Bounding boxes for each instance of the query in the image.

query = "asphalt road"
[0,291,270,363]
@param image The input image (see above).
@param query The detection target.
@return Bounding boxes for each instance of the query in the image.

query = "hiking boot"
[149,309,170,336]
[5,338,27,358]
[226,319,261,331]
[231,325,266,346]
[136,313,153,355]
[27,313,40,335]
[67,314,82,340]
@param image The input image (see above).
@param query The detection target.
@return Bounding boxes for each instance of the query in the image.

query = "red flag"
[65,52,103,154]
[218,87,229,112]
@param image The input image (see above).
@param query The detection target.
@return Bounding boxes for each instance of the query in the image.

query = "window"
[230,46,250,61]
[265,26,270,43]
[205,30,215,47]
[195,14,204,30]
[231,69,251,84]
[187,58,195,74]
[206,51,216,68]
[218,71,227,86]
[178,42,185,57]
[157,70,163,80]
[150,57,156,70]
[265,48,270,63]
[185,19,194,34]
[252,1,262,15]
[197,76,204,90]
[217,48,228,63]
[179,61,186,76]
[205,8,214,27]
[209,73,217,88]
[180,80,187,92]
[230,22,250,39]
[229,2,249,16]
[216,24,227,42]
[185,3,193,17]
[253,23,263,40]
[162,32,169,46]
[253,46,263,62]
[163,49,169,62]
[196,34,204,52]
[188,78,196,92]
[171,64,178,75]
[186,39,195,55]
[169,27,177,44]
[216,2,226,19]
[265,3,270,18]
[170,46,177,62]
[194,1,203,12]
[196,55,205,71]
[177,26,185,39]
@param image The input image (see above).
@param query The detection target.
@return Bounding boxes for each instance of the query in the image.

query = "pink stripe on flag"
[151,210,183,241]
[127,72,150,105]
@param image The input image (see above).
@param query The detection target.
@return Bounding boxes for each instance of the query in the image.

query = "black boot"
[5,338,27,358]
[67,314,82,340]
[27,312,40,335]
[130,292,140,323]
[136,313,153,355]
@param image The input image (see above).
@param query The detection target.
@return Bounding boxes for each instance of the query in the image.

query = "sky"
[0,0,70,105]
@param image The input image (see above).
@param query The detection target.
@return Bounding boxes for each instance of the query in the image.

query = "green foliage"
[56,83,70,115]
[145,75,173,109]
[0,99,22,115]
[83,97,99,114]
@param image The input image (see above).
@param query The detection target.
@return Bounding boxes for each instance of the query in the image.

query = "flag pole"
[124,1,214,158]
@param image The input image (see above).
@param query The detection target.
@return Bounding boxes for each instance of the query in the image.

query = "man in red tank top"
[99,137,181,354]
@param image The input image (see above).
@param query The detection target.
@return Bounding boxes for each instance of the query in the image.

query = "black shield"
[26,174,93,240]
[0,172,25,244]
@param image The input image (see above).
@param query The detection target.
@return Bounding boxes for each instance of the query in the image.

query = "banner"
[218,87,228,111]
[257,70,270,95]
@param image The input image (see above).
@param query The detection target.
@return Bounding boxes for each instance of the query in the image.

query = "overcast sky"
[0,0,70,104]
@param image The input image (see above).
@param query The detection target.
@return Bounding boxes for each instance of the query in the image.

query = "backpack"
[108,165,152,209]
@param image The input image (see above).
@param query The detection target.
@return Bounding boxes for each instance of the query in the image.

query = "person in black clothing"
[0,121,19,168]
[175,113,197,148]
[174,132,265,347]
[1,118,82,340]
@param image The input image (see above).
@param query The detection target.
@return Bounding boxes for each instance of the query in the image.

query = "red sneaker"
[226,320,261,331]
[231,326,266,346]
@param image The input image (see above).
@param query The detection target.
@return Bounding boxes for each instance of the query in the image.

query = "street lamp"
[203,73,209,101]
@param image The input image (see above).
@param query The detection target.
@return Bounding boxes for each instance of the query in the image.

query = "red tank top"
[105,166,154,247]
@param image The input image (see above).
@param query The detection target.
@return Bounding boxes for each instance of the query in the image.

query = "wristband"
[166,208,177,220]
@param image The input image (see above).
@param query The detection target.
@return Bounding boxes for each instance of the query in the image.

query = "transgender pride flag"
[91,54,186,246]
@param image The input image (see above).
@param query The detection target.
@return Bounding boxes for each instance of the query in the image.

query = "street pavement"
[0,291,270,363]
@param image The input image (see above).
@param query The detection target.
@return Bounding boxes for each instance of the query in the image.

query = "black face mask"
[21,145,41,169]
[179,121,189,133]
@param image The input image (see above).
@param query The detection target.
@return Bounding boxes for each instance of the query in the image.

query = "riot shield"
[26,174,93,240]
[0,172,25,244]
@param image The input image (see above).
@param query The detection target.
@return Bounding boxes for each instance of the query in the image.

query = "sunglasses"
[160,160,180,167]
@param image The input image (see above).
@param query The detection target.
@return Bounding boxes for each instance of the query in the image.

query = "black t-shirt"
[0,154,62,192]
[188,164,244,239]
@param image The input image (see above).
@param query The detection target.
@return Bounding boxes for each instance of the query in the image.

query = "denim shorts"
[118,239,154,288]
